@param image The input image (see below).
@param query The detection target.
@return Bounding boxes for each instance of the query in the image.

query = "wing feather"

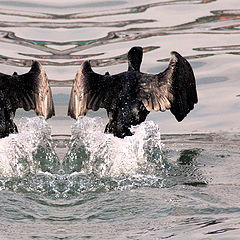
[0,61,55,119]
[137,51,197,121]
[68,61,124,119]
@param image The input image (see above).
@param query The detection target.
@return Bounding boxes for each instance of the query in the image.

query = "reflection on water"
[0,3,240,69]
[0,117,240,239]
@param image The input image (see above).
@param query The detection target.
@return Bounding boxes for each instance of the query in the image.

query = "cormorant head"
[127,46,143,72]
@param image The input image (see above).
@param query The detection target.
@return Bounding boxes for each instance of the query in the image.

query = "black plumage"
[0,61,55,138]
[68,47,198,138]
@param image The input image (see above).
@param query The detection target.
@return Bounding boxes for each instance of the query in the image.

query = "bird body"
[104,71,149,137]
[68,47,198,138]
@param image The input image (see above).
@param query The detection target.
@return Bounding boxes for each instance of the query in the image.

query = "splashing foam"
[70,117,163,178]
[0,117,51,177]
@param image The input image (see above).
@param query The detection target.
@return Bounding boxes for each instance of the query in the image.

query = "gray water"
[0,0,240,239]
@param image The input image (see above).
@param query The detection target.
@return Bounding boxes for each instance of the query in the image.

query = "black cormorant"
[0,61,55,138]
[68,47,198,138]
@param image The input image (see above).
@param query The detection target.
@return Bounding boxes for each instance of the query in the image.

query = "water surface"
[0,0,240,239]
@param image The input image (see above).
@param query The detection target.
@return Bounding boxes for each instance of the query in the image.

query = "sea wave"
[0,116,52,177]
[66,117,164,177]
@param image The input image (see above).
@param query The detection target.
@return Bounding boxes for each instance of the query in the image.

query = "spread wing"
[0,61,55,119]
[68,61,123,119]
[137,51,198,121]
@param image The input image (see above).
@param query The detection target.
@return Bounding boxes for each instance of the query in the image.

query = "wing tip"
[170,51,182,62]
[45,110,55,120]
[80,60,93,74]
[67,101,78,120]
[170,51,180,56]
[67,110,77,119]
[30,60,42,73]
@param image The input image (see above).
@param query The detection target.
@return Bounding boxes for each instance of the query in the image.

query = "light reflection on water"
[0,0,240,239]
[0,0,239,135]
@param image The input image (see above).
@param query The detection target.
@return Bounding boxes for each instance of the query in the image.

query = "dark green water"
[0,0,240,239]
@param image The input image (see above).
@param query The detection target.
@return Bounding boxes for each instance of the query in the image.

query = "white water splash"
[70,117,163,178]
[0,117,51,177]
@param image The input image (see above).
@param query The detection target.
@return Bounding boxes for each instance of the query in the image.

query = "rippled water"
[0,0,240,239]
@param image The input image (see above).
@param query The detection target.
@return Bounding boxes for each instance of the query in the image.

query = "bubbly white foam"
[70,117,163,178]
[0,117,51,177]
